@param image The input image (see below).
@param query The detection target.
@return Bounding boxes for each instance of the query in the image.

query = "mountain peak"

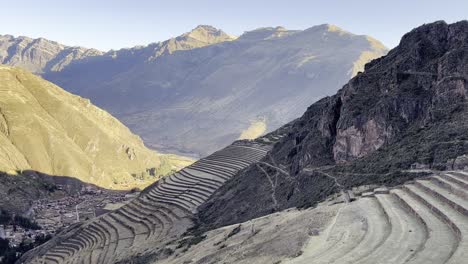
[181,25,237,43]
[303,23,351,35]
[325,24,346,32]
[397,20,468,50]
[238,26,297,41]
[191,24,220,32]
[365,20,468,72]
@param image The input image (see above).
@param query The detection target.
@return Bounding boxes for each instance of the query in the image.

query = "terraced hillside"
[287,171,468,264]
[145,171,467,264]
[18,142,271,264]
[17,144,468,264]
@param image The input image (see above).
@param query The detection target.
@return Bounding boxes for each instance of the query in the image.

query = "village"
[0,185,139,248]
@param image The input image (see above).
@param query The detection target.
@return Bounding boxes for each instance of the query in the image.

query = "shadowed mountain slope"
[0,66,192,192]
[196,20,468,230]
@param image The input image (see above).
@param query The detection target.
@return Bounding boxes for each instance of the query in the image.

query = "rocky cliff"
[196,20,468,230]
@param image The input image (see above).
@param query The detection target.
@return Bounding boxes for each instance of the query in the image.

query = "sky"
[1,0,467,51]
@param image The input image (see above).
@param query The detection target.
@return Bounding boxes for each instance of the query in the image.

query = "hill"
[0,66,192,212]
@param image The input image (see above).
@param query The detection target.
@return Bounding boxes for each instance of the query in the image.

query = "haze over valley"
[1,24,387,157]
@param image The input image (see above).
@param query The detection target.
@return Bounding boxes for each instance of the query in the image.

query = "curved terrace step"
[391,188,455,264]
[404,183,467,264]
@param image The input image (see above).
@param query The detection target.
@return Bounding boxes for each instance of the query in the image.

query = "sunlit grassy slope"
[0,65,193,190]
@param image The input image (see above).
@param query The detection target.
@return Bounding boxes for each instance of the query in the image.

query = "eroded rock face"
[331,20,468,162]
[333,119,391,162]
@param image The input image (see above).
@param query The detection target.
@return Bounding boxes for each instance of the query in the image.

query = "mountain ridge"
[0,34,103,73]
[0,25,235,76]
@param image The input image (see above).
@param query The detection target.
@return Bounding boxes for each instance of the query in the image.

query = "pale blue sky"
[1,0,467,51]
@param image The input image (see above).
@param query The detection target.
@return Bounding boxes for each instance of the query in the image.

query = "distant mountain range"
[0,65,192,212]
[0,35,103,73]
[0,25,387,157]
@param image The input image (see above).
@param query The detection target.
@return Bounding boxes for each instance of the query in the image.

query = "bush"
[0,209,41,230]
[0,210,11,225]
[227,225,241,238]
[13,215,41,230]
[177,234,207,249]
[0,235,51,264]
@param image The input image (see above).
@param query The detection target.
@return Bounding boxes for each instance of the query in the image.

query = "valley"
[0,2,467,262]
[0,66,193,196]
[1,25,387,157]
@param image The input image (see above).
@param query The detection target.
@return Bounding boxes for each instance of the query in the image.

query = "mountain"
[196,20,468,229]
[0,25,234,76]
[0,66,192,201]
[17,21,468,264]
[0,35,103,74]
[41,24,387,157]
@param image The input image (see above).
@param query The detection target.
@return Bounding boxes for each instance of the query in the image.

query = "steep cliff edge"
[196,20,468,230]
